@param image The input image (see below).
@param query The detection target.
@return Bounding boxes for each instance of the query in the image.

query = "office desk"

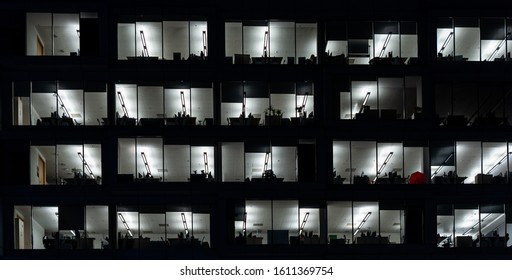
[329,238,347,245]
[250,177,285,182]
[246,237,263,245]
[455,236,473,247]
[118,237,151,249]
[39,116,76,126]
[134,177,161,183]
[355,236,389,244]
[433,176,467,184]
[229,117,261,126]
[302,236,323,245]
[117,117,137,126]
[290,117,314,126]
[166,117,197,126]
[375,177,405,184]
[333,177,346,184]
[63,178,98,185]
[355,110,379,120]
[139,118,165,126]
[59,237,95,249]
[126,56,159,60]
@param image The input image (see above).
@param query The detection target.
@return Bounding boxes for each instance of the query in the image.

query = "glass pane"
[86,206,108,249]
[136,22,162,59]
[118,138,136,181]
[378,78,403,120]
[83,143,102,185]
[482,142,508,184]
[225,22,243,64]
[272,200,298,245]
[53,14,80,56]
[190,146,215,181]
[32,92,57,126]
[339,91,351,119]
[296,23,317,64]
[351,81,378,120]
[57,144,83,185]
[138,86,164,125]
[192,213,210,247]
[115,84,137,125]
[479,206,506,247]
[455,141,481,184]
[405,76,422,120]
[404,146,427,183]
[376,142,403,184]
[31,145,56,185]
[139,213,165,248]
[221,142,244,182]
[14,206,31,249]
[117,210,139,248]
[27,13,52,56]
[380,210,403,244]
[58,88,83,125]
[245,200,271,245]
[351,141,376,184]
[118,23,135,59]
[191,86,213,124]
[163,144,190,182]
[84,90,107,126]
[454,207,478,247]
[269,21,293,64]
[437,27,454,58]
[272,146,296,182]
[163,21,189,60]
[437,205,454,248]
[33,206,59,249]
[243,25,268,62]
[455,27,480,61]
[136,138,163,182]
[327,201,352,244]
[190,21,207,59]
[299,208,321,244]
[353,202,380,244]
[165,88,191,121]
[333,141,350,184]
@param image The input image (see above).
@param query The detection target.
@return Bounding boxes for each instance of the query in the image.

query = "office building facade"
[1,0,512,259]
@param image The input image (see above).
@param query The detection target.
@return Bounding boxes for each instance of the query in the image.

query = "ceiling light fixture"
[181,213,189,236]
[118,213,133,237]
[488,32,511,61]
[180,91,187,115]
[374,152,393,182]
[299,212,310,235]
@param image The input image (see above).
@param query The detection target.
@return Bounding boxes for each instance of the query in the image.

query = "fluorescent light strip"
[118,213,133,237]
[358,92,371,114]
[463,213,491,235]
[374,152,393,182]
[431,152,454,179]
[242,91,246,116]
[181,213,189,236]
[439,32,453,54]
[139,30,149,57]
[180,91,187,115]
[379,32,392,58]
[243,212,247,234]
[488,33,510,61]
[117,91,129,118]
[354,212,372,235]
[487,152,512,175]
[56,94,71,118]
[141,152,151,175]
[263,152,270,172]
[299,212,310,235]
[203,152,209,174]
[202,30,207,56]
[263,31,269,57]
[77,152,95,179]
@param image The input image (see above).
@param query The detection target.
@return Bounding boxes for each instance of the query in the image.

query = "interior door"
[36,35,44,56]
[15,217,25,249]
[38,155,46,185]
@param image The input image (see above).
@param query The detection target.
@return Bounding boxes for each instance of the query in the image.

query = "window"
[12,81,107,126]
[221,81,314,126]
[26,12,98,56]
[30,142,102,185]
[333,141,428,185]
[117,18,207,60]
[437,203,508,248]
[225,20,317,65]
[118,138,216,183]
[339,76,422,120]
[14,205,108,249]
[116,205,211,249]
[115,82,214,126]
[437,17,512,62]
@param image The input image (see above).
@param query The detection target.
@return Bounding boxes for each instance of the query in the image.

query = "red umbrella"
[409,171,426,184]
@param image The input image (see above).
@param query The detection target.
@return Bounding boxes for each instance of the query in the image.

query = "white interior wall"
[221,142,244,182]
